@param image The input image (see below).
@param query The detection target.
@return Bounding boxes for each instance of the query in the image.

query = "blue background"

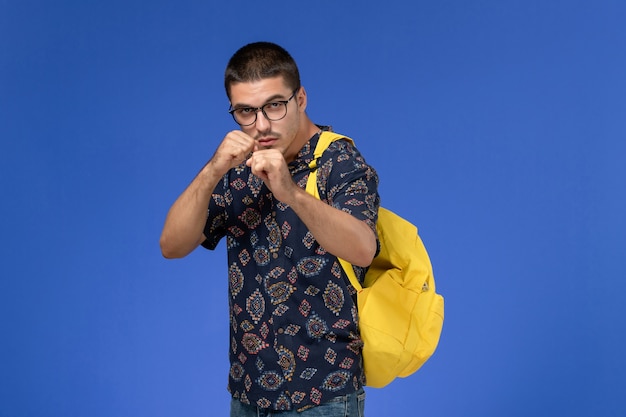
[2,1,625,416]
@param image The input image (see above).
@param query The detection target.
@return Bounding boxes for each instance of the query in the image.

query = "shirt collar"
[288,125,332,173]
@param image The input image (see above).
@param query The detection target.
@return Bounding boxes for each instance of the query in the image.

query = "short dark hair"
[224,42,301,99]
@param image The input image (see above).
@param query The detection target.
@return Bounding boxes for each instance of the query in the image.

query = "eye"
[266,102,283,109]
[237,107,255,115]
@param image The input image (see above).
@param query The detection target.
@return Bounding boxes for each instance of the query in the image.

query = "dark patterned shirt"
[202,129,379,411]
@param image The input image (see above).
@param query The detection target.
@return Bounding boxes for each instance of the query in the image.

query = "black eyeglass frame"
[228,88,299,126]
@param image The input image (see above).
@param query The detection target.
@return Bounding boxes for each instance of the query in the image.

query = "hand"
[209,130,256,176]
[246,149,297,203]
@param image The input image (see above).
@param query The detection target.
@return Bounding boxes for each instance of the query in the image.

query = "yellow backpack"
[306,131,445,388]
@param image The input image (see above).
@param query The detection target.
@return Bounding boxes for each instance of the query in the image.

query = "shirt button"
[272,253,278,259]
[278,328,284,334]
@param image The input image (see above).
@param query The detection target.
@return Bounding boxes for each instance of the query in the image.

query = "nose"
[254,108,271,131]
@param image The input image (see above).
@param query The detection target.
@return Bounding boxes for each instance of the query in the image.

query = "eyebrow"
[232,93,290,109]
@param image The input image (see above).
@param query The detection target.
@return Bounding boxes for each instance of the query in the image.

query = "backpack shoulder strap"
[305,131,362,292]
[307,131,355,171]
[306,131,355,197]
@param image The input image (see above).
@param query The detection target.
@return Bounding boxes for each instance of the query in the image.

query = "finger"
[249,160,269,183]
[222,133,255,160]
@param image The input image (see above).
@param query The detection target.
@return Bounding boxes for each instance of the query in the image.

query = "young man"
[160,42,379,416]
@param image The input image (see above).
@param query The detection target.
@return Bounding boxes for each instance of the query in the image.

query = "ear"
[297,86,308,113]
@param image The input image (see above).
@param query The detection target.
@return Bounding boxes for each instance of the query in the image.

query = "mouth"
[257,137,278,147]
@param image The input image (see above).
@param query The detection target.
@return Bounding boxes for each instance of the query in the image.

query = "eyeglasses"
[228,88,299,126]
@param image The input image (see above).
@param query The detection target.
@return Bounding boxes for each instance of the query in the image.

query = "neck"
[285,118,320,162]
[299,117,322,142]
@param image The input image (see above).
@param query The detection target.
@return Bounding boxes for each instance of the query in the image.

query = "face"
[229,76,307,162]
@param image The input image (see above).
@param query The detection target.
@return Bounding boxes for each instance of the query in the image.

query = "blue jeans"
[230,389,365,417]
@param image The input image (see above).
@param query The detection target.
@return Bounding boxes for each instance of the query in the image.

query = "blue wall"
[2,1,625,416]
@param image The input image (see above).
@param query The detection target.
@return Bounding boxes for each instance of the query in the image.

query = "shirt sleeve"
[201,174,229,250]
[315,139,380,234]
